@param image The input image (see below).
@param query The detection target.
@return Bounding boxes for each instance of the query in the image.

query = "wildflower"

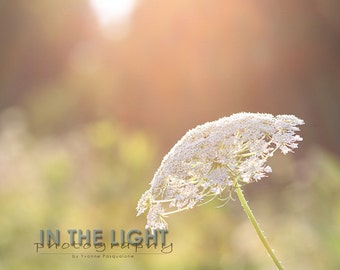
[136,113,304,230]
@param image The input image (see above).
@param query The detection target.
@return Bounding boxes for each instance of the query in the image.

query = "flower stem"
[234,183,284,270]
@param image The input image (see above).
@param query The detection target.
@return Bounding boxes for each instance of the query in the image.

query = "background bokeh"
[0,0,339,269]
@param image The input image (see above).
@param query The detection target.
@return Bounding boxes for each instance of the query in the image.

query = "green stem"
[234,183,284,270]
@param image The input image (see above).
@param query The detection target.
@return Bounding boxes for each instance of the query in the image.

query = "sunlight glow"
[89,0,137,25]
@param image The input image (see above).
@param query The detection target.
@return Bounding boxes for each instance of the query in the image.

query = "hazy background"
[0,0,339,269]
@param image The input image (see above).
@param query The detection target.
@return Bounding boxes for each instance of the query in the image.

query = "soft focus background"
[0,0,339,269]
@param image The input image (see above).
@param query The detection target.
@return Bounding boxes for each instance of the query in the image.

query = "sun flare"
[89,0,137,25]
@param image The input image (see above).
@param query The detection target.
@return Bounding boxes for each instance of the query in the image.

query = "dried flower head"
[137,113,304,230]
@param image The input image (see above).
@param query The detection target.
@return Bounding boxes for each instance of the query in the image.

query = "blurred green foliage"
[0,108,339,269]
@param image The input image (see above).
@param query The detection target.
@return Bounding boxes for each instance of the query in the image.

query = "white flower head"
[137,113,304,229]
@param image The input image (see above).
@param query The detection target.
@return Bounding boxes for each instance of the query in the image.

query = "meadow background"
[0,1,339,269]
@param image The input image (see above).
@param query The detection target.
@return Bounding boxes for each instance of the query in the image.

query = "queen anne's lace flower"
[137,112,304,230]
